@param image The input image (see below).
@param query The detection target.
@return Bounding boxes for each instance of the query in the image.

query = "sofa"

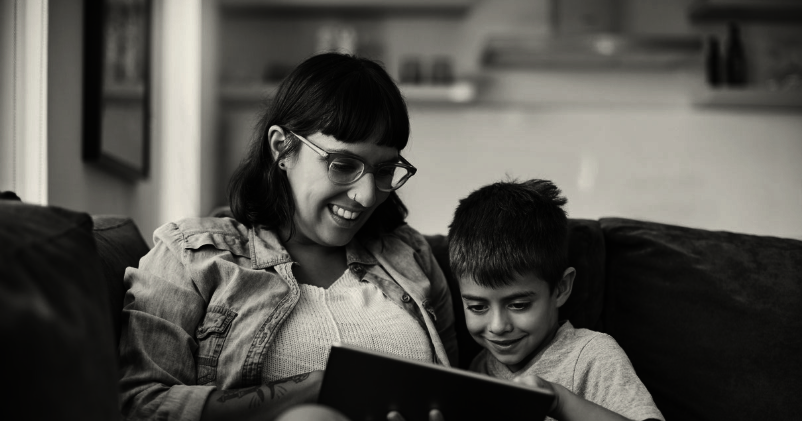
[2,199,801,421]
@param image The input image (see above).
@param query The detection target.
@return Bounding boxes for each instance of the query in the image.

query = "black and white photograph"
[2,1,801,420]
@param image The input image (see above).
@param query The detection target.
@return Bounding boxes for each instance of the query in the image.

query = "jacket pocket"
[183,232,250,258]
[196,305,237,385]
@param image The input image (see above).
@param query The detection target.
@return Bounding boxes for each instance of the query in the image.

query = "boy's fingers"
[429,408,445,421]
[514,375,552,391]
[386,409,443,421]
[513,376,538,386]
[387,411,405,421]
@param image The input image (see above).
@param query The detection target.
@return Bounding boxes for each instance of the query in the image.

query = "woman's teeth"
[331,204,361,220]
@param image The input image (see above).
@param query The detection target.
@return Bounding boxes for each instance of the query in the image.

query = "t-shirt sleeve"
[572,335,665,421]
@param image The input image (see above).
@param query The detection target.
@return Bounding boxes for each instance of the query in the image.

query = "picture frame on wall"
[83,0,151,180]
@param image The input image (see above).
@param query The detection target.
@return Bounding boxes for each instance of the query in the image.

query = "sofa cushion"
[425,218,607,369]
[92,215,151,346]
[600,217,802,421]
[0,202,121,420]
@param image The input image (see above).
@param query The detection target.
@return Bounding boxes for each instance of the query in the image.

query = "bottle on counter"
[723,22,747,87]
[705,35,722,88]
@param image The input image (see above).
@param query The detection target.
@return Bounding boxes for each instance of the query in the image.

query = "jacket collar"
[248,226,378,269]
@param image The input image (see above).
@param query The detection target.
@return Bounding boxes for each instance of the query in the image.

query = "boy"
[448,179,664,421]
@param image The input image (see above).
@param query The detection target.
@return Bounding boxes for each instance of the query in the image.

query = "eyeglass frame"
[288,131,417,192]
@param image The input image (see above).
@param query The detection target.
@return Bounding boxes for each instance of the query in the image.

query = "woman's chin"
[315,227,359,248]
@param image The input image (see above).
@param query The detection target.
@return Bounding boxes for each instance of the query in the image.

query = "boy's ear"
[554,267,575,308]
[267,125,288,161]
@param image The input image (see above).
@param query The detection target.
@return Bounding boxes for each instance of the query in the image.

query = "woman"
[118,53,457,421]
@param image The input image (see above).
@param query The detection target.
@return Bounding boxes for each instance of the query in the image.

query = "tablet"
[318,343,554,421]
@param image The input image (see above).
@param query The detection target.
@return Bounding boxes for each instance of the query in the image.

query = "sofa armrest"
[0,202,121,420]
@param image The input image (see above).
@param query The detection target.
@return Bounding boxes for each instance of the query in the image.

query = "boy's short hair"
[448,179,568,290]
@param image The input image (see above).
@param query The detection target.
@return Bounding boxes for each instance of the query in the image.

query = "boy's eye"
[508,302,531,311]
[465,304,488,313]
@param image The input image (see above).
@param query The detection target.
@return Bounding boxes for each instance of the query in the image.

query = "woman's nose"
[348,173,377,208]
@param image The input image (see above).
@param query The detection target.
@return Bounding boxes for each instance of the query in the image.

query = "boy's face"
[459,270,571,372]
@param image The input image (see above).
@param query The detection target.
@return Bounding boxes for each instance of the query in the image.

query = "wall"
[399,101,802,239]
[46,0,221,246]
[47,0,162,243]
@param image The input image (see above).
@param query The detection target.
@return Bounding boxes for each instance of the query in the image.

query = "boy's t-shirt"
[470,321,664,421]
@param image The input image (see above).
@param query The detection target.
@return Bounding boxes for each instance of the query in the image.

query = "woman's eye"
[508,302,531,311]
[376,166,396,178]
[330,159,361,174]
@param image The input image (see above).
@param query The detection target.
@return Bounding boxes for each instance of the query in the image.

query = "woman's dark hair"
[448,179,569,291]
[228,53,410,239]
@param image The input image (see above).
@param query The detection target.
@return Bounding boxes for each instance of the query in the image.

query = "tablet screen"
[319,343,554,421]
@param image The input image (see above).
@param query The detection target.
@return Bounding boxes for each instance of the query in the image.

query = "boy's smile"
[459,270,572,372]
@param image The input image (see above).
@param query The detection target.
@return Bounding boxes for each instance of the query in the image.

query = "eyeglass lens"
[328,157,410,191]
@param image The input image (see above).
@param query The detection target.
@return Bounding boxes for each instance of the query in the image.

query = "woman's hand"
[386,408,444,421]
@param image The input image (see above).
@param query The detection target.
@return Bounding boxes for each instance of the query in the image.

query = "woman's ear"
[554,267,575,308]
[267,125,288,161]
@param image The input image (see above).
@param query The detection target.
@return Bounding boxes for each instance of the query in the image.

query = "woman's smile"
[283,132,396,247]
[329,204,362,221]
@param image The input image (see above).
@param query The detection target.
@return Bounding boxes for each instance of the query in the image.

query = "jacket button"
[351,264,365,275]
[401,294,412,303]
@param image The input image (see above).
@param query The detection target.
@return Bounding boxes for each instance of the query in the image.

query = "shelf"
[219,0,477,17]
[220,81,477,105]
[688,3,802,23]
[692,87,802,107]
[482,34,703,70]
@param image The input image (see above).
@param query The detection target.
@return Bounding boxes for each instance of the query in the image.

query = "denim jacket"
[118,217,457,421]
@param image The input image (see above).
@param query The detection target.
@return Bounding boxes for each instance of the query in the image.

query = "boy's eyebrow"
[461,291,537,301]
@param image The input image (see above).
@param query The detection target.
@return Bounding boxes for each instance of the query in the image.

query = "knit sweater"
[265,268,433,380]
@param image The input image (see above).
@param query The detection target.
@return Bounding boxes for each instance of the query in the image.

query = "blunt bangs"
[271,54,409,149]
[318,65,409,149]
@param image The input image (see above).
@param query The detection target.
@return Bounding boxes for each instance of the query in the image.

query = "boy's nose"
[488,310,512,334]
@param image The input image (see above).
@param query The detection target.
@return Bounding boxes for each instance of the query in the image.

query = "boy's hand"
[513,375,560,415]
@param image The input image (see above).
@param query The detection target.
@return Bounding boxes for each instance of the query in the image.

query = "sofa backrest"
[89,212,802,421]
[598,217,802,421]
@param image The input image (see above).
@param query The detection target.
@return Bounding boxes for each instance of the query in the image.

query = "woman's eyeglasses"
[289,131,417,192]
